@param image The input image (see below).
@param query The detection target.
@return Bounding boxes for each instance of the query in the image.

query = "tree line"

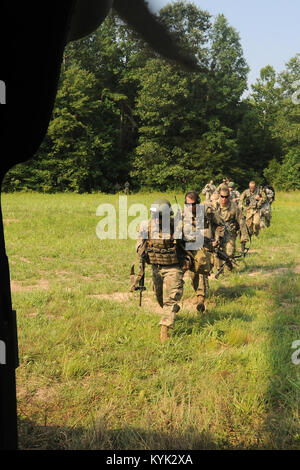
[3,2,300,193]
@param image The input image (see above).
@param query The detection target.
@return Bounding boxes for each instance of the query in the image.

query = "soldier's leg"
[223,233,236,271]
[214,254,221,271]
[253,211,261,236]
[195,274,209,312]
[225,233,236,258]
[159,265,184,329]
[190,271,199,292]
[246,213,253,236]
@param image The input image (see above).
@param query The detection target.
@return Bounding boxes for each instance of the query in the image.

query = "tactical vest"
[244,189,260,209]
[217,203,239,233]
[146,220,179,265]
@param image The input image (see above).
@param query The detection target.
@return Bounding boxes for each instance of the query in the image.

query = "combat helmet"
[150,198,173,217]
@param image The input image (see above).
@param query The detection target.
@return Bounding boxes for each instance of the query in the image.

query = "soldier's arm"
[239,190,246,209]
[136,220,149,253]
[257,189,267,208]
[208,206,225,241]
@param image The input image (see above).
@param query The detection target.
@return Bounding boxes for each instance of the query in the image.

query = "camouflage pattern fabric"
[189,271,209,298]
[152,264,184,328]
[180,202,225,302]
[239,187,266,236]
[136,218,184,328]
[201,183,216,201]
[213,199,249,269]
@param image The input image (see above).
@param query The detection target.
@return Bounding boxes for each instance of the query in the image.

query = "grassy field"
[2,191,300,450]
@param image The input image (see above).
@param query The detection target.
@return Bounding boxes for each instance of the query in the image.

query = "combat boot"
[160,325,170,343]
[196,295,206,313]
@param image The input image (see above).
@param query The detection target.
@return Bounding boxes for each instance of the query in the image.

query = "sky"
[148,0,299,95]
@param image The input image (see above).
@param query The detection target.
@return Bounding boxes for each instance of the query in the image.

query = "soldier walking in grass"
[180,190,225,313]
[124,181,130,195]
[239,181,266,237]
[212,187,249,270]
[201,179,216,201]
[228,182,240,205]
[260,185,275,228]
[135,199,185,343]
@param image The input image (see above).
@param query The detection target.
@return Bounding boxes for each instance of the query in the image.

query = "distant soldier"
[260,185,275,228]
[201,179,216,201]
[239,181,266,236]
[228,182,240,204]
[136,199,185,343]
[114,183,121,193]
[213,187,249,269]
[124,181,130,195]
[180,191,225,313]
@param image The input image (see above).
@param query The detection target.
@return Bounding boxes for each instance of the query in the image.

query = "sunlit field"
[2,191,300,450]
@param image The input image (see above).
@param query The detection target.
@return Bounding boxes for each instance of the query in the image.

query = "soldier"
[136,199,185,343]
[213,187,249,269]
[239,181,266,236]
[201,179,216,201]
[124,181,130,195]
[114,183,121,193]
[228,182,240,204]
[260,185,275,228]
[180,190,225,313]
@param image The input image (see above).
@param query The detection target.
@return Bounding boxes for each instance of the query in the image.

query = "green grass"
[2,191,300,450]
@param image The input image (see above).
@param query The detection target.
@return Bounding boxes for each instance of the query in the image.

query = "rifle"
[203,236,238,279]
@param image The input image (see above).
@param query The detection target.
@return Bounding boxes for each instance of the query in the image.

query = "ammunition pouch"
[190,248,213,276]
[147,245,178,265]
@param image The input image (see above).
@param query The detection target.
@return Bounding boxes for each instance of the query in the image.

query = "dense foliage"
[3,2,299,193]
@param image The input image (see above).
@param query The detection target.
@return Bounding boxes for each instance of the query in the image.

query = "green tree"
[132,4,249,190]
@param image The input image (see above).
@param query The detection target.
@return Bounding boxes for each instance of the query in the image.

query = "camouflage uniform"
[213,199,249,268]
[180,202,225,306]
[260,186,275,228]
[216,182,229,194]
[136,217,184,329]
[230,189,240,204]
[239,187,266,236]
[228,183,240,204]
[201,183,216,201]
[124,181,130,195]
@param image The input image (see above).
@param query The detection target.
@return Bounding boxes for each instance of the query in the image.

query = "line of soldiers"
[132,178,275,343]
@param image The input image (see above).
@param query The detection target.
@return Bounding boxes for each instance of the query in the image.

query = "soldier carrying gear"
[124,181,130,195]
[213,187,249,269]
[239,181,266,237]
[228,182,240,205]
[135,198,185,343]
[179,190,225,314]
[260,185,275,228]
[201,179,216,201]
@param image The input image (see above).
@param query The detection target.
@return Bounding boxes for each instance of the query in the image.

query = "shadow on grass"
[18,416,223,450]
[173,308,255,337]
[212,284,259,300]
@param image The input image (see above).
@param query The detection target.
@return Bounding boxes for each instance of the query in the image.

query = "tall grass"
[2,191,300,449]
